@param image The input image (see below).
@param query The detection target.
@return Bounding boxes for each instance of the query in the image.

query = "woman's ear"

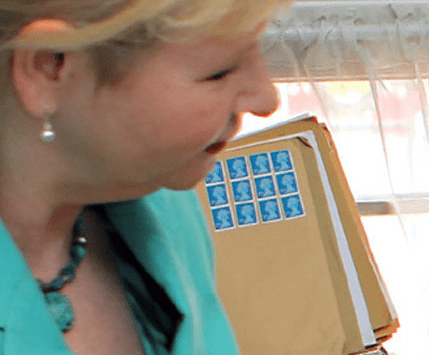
[12,49,67,117]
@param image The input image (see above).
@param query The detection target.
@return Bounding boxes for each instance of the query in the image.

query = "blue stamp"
[271,150,292,172]
[250,153,271,176]
[226,156,248,179]
[236,203,258,226]
[276,172,298,195]
[206,184,228,207]
[212,207,234,231]
[259,199,281,222]
[255,176,276,199]
[205,161,224,184]
[231,180,253,202]
[281,194,304,218]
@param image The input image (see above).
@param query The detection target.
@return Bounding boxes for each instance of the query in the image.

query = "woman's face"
[57,27,278,194]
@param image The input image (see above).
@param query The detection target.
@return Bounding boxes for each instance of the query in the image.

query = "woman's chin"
[157,155,217,191]
[161,171,210,191]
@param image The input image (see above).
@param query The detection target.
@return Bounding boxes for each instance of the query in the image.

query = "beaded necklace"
[37,213,88,332]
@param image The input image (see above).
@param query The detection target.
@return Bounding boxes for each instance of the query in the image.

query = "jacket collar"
[0,218,74,354]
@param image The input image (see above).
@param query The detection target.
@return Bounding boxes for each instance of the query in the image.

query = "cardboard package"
[195,116,398,355]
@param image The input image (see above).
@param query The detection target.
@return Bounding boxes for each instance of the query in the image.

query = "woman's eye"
[205,67,236,81]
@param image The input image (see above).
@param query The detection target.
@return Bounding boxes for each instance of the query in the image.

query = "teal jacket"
[0,189,240,355]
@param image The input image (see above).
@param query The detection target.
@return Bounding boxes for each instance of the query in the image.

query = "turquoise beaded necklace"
[38,213,88,332]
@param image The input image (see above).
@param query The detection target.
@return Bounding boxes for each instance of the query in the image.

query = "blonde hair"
[4,0,290,49]
[0,0,290,88]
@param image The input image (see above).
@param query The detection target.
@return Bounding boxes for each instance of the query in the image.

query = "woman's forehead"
[150,27,261,68]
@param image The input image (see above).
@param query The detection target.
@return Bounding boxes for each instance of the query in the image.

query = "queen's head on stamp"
[236,181,251,201]
[212,186,227,205]
[264,201,279,221]
[216,209,233,228]
[286,196,302,217]
[255,155,269,174]
[259,177,275,197]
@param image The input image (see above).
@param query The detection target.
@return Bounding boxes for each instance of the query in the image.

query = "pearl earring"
[40,115,56,142]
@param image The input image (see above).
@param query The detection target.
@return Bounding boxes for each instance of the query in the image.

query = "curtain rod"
[262,1,429,81]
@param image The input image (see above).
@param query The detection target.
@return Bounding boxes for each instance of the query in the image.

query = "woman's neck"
[0,179,84,281]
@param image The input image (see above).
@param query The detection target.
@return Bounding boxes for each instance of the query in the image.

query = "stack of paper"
[195,116,398,355]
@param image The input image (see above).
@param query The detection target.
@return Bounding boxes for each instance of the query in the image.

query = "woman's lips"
[205,116,240,155]
[205,141,227,154]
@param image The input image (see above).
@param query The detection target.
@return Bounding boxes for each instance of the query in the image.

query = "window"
[238,2,429,354]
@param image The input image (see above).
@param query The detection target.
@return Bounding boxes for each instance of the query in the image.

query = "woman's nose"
[235,52,280,117]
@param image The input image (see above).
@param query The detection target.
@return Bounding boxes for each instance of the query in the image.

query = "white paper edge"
[232,113,312,141]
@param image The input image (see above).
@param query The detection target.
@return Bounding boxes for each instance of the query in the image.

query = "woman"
[0,0,289,354]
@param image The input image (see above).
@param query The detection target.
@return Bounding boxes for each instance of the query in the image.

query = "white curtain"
[262,1,429,82]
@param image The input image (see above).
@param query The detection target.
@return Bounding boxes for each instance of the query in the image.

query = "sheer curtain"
[238,2,429,354]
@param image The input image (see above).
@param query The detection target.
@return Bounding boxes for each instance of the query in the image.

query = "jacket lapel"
[0,219,74,355]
